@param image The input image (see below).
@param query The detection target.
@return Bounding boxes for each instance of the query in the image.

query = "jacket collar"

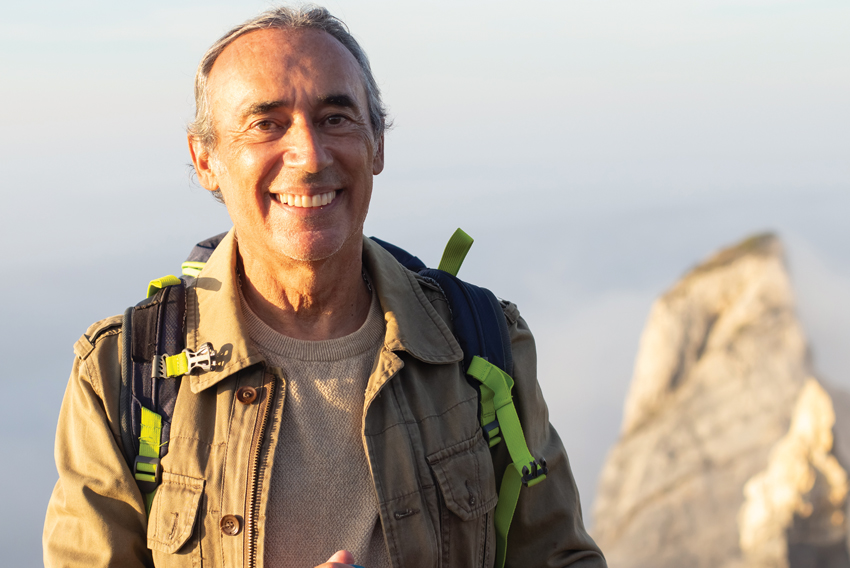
[185,230,462,393]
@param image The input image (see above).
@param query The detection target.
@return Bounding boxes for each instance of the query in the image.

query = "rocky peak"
[593,234,850,568]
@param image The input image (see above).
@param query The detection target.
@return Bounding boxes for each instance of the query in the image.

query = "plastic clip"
[157,342,217,378]
[184,342,216,374]
[133,455,162,494]
[520,457,548,486]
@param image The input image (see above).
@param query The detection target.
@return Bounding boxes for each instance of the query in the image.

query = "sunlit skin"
[189,28,384,341]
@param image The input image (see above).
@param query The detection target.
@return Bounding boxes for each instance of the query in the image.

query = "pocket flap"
[428,436,498,522]
[147,472,205,553]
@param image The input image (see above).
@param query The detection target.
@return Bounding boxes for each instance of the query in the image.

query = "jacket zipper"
[245,373,276,568]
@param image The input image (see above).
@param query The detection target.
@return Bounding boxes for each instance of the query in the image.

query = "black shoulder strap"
[185,231,228,263]
[119,234,228,490]
[119,281,186,493]
[369,237,513,377]
[373,236,549,568]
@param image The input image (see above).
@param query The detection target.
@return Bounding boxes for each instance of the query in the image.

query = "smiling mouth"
[271,190,338,208]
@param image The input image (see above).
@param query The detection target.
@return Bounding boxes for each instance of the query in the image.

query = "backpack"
[119,229,547,568]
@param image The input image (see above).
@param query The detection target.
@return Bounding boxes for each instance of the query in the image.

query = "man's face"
[191,28,383,264]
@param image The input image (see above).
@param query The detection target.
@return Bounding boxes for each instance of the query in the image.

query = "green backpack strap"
[181,261,206,278]
[146,275,182,298]
[135,407,164,514]
[431,228,546,567]
[467,356,548,568]
[437,228,474,276]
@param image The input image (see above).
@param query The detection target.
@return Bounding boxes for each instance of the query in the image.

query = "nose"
[283,118,333,173]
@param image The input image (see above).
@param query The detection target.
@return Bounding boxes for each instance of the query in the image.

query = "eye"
[324,114,348,126]
[254,120,276,131]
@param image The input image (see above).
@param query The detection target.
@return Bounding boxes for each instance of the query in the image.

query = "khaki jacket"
[44,231,605,568]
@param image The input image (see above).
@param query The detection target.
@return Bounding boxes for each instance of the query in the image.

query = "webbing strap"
[181,261,206,277]
[467,356,548,568]
[146,275,181,298]
[468,357,544,483]
[137,407,161,472]
[437,228,474,276]
[494,466,522,568]
[163,352,189,377]
[480,381,501,447]
[136,407,162,513]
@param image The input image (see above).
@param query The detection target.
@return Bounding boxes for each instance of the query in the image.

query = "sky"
[1,0,848,564]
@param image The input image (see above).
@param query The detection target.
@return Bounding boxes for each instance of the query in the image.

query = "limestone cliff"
[592,234,850,568]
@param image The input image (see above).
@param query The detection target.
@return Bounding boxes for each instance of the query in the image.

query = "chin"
[275,233,352,263]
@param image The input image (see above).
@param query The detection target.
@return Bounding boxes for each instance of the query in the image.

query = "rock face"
[592,234,850,568]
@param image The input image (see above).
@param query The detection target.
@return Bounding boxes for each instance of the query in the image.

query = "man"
[44,6,605,567]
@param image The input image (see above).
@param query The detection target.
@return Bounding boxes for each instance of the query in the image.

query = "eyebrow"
[317,93,357,109]
[243,100,288,118]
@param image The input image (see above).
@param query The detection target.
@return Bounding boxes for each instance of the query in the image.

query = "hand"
[315,549,360,568]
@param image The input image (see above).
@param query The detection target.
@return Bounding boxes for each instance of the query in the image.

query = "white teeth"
[274,190,337,208]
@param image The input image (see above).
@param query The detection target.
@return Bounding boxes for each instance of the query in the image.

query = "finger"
[326,550,355,564]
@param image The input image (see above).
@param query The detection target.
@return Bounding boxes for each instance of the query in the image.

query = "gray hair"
[189,5,389,199]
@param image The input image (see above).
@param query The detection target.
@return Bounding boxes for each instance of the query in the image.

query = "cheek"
[216,148,277,195]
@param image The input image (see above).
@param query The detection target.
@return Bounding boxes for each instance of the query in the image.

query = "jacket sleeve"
[502,303,607,567]
[43,318,153,568]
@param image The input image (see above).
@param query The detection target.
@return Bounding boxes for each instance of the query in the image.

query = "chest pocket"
[147,472,205,561]
[428,435,498,566]
[428,436,498,519]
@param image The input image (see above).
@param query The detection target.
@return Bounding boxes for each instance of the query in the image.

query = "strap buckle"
[184,342,216,374]
[157,342,217,378]
[482,419,502,447]
[520,457,548,486]
[133,455,162,494]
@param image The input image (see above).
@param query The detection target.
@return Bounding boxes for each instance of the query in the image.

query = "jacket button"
[236,386,258,405]
[220,515,241,536]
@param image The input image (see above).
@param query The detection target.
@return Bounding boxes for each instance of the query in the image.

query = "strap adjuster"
[520,457,548,487]
[133,455,162,494]
[482,420,502,447]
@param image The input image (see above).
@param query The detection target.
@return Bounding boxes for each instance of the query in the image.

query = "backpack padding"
[369,237,427,271]
[185,232,228,263]
[120,307,136,469]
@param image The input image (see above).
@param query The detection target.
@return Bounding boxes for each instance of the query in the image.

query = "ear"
[372,133,384,175]
[188,134,220,192]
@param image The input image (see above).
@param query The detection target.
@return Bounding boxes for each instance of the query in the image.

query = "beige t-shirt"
[241,290,391,568]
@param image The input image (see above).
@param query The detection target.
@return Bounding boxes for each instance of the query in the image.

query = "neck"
[237,236,371,341]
